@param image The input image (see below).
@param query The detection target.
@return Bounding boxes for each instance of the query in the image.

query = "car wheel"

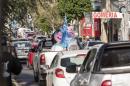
[33,68,39,82]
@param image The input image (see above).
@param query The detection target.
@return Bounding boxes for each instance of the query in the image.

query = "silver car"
[71,42,130,86]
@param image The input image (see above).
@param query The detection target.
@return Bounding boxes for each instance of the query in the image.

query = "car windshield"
[42,40,53,49]
[61,55,85,67]
[101,47,130,69]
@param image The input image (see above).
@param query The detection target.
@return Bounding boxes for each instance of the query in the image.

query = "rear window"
[61,55,85,67]
[37,37,46,40]
[42,40,53,48]
[101,47,130,68]
[14,42,31,48]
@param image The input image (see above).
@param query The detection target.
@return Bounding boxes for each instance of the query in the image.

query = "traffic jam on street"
[1,0,130,86]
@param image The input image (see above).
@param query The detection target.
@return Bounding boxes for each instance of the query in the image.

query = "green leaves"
[35,16,51,34]
[58,0,92,21]
[3,0,92,35]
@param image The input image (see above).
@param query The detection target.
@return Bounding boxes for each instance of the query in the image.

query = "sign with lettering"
[92,12,123,18]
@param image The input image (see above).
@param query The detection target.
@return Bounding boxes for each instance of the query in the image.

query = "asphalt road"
[13,64,38,86]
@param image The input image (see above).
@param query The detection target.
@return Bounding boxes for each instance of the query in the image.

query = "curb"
[12,79,19,86]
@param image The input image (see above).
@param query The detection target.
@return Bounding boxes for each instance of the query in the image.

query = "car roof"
[104,41,130,48]
[58,50,89,59]
[36,35,46,37]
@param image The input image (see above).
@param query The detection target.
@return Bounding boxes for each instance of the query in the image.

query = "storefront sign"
[92,12,123,18]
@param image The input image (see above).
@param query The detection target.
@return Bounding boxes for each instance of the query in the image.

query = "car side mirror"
[66,65,77,73]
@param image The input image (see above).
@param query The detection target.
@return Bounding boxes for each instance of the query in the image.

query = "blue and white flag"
[60,15,68,48]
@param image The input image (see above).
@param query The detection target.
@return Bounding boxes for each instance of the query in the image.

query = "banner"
[92,12,123,18]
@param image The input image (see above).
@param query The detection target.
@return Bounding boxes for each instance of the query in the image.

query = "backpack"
[7,58,23,75]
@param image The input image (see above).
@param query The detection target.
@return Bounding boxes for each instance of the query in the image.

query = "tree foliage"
[5,0,38,25]
[35,0,63,33]
[35,16,51,35]
[58,0,92,21]
[1,0,92,35]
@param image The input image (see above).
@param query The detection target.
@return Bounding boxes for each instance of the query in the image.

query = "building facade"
[91,0,130,42]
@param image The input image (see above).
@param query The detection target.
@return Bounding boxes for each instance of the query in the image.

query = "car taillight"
[55,68,65,78]
[40,54,45,64]
[101,80,112,86]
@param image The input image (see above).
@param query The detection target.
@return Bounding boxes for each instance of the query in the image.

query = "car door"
[77,49,97,86]
[47,54,59,86]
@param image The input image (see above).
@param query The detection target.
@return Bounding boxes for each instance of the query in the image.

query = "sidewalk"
[12,79,19,86]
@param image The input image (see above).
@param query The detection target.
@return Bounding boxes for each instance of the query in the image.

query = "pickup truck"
[32,38,58,85]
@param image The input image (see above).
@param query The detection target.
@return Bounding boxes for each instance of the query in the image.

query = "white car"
[46,50,89,86]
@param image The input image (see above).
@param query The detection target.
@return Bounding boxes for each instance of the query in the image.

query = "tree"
[58,0,92,21]
[35,16,51,35]
[34,0,63,33]
[0,0,38,85]
[7,0,38,25]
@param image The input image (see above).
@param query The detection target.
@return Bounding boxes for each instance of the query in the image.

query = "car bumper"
[17,56,28,59]
[53,78,70,86]
[39,65,49,80]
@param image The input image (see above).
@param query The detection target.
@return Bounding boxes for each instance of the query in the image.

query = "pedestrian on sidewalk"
[0,41,22,86]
